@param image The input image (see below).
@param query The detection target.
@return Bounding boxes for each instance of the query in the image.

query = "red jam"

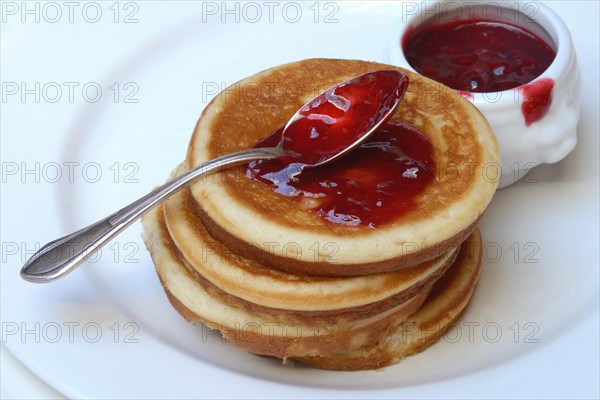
[246,120,435,227]
[520,77,554,126]
[403,19,556,92]
[280,70,409,165]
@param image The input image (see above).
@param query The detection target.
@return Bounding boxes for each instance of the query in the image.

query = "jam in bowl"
[387,0,581,188]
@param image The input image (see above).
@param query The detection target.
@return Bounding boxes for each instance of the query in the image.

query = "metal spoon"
[20,70,408,282]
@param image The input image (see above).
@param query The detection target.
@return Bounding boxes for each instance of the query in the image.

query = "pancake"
[163,164,459,325]
[141,202,440,358]
[296,227,483,370]
[140,58,496,369]
[185,58,499,276]
[142,201,482,363]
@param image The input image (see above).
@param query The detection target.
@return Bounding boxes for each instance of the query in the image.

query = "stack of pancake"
[141,59,499,370]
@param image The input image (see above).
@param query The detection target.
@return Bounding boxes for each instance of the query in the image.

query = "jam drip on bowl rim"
[247,120,436,228]
[520,77,554,126]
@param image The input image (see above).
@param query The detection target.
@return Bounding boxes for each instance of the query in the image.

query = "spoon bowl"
[280,69,409,166]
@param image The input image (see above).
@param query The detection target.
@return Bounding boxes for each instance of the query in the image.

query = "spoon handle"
[20,147,279,283]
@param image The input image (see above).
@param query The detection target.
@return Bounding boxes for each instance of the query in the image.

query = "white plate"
[1,1,598,398]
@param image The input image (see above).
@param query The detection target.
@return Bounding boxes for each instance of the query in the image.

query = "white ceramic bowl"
[387,0,581,188]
